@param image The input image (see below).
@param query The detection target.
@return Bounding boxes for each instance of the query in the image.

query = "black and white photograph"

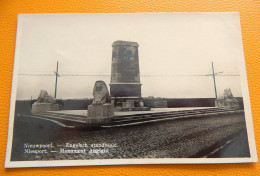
[5,13,257,168]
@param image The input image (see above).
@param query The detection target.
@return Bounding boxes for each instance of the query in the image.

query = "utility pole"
[54,61,59,98]
[211,62,218,99]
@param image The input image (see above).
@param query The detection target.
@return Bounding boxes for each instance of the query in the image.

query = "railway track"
[18,107,244,128]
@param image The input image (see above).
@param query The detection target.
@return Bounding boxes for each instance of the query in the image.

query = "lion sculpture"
[218,88,234,100]
[36,90,56,104]
[92,80,111,104]
[215,88,239,109]
[223,88,234,99]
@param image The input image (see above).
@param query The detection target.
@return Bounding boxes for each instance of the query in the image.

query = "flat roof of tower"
[112,40,139,47]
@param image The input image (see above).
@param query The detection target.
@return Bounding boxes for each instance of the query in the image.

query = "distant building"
[154,101,168,108]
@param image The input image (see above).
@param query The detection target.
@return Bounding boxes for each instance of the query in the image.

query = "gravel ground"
[11,113,249,161]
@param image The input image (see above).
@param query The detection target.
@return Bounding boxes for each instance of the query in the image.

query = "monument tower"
[110,40,148,111]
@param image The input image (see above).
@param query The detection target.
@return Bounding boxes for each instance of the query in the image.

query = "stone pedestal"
[31,103,59,114]
[112,97,150,111]
[87,104,114,125]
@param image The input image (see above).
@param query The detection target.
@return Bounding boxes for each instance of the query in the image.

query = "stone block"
[88,104,114,118]
[87,104,114,125]
[215,99,240,109]
[31,103,59,114]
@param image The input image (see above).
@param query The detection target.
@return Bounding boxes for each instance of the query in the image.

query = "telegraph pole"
[211,62,218,99]
[54,61,59,98]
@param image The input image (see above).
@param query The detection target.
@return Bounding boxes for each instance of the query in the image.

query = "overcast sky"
[14,13,245,100]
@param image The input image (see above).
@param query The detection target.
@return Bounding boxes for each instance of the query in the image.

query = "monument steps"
[42,112,86,118]
[36,113,86,123]
[40,112,87,122]
[102,108,243,127]
[111,108,237,121]
[20,107,243,128]
[19,114,75,128]
[22,113,87,127]
[112,110,239,124]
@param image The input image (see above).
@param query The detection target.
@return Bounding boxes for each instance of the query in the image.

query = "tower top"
[112,40,139,47]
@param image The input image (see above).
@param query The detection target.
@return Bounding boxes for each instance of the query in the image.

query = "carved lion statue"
[218,88,234,100]
[36,90,56,103]
[224,88,234,99]
[92,80,111,104]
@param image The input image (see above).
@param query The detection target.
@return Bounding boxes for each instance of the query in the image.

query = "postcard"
[5,13,257,168]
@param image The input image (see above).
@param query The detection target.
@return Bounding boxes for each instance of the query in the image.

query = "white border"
[236,13,258,163]
[5,12,258,168]
[5,14,23,168]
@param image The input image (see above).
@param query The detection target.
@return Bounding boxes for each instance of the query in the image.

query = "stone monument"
[87,80,114,125]
[31,90,60,114]
[110,40,149,111]
[215,88,240,109]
